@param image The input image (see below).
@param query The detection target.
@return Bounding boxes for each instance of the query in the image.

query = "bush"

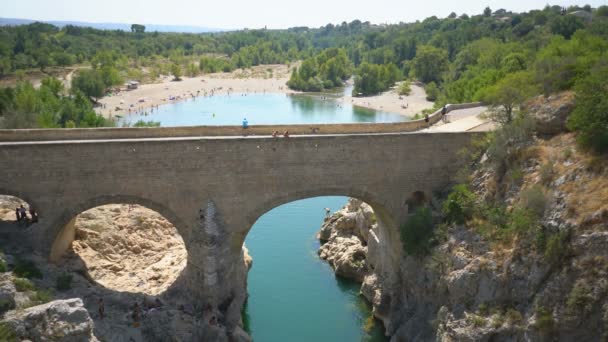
[540,162,555,185]
[400,207,434,256]
[520,185,548,218]
[0,322,17,342]
[398,81,412,95]
[566,279,594,316]
[27,289,53,307]
[56,273,73,291]
[13,278,35,292]
[567,66,608,153]
[443,184,476,224]
[545,230,569,264]
[535,307,554,334]
[0,259,6,273]
[425,82,439,101]
[13,259,42,279]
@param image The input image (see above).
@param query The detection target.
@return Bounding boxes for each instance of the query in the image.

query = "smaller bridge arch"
[48,194,188,262]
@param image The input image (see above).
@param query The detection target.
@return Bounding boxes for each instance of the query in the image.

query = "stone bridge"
[0,115,482,330]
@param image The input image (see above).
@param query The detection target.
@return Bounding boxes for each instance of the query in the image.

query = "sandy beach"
[95,64,433,119]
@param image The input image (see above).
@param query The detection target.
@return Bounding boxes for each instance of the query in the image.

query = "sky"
[2,0,606,30]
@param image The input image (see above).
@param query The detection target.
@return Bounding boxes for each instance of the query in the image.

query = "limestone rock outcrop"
[317,198,375,282]
[1,298,97,342]
[524,91,575,135]
[0,273,16,312]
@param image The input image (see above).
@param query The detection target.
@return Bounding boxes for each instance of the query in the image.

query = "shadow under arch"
[239,186,398,249]
[48,194,189,263]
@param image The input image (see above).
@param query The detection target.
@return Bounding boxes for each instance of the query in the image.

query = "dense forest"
[0,4,607,152]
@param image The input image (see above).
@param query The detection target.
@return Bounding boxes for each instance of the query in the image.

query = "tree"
[71,69,105,101]
[550,15,584,39]
[567,66,608,153]
[131,24,146,33]
[484,7,492,17]
[171,64,182,81]
[411,45,448,84]
[483,71,537,124]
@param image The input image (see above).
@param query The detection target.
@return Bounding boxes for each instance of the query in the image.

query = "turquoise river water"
[127,93,394,341]
[118,92,406,126]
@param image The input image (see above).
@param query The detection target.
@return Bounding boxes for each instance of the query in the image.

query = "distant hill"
[0,17,227,33]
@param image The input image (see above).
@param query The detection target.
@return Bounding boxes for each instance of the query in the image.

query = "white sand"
[95,65,433,119]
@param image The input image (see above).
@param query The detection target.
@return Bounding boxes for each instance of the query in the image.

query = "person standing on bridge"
[424,114,430,128]
[242,118,248,129]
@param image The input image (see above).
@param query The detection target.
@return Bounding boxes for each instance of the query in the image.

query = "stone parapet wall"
[0,103,483,142]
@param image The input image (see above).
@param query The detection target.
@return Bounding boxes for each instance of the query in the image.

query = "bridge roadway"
[0,104,486,330]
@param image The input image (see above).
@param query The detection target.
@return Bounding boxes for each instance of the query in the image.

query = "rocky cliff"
[319,133,608,342]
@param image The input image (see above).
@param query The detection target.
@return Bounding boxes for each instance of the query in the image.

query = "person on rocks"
[98,298,105,320]
[28,207,38,224]
[18,205,27,224]
[325,208,331,218]
[15,207,21,222]
[132,302,141,326]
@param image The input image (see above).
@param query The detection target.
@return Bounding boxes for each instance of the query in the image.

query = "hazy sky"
[2,0,606,29]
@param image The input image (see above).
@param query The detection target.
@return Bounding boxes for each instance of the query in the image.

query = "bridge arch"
[49,194,188,262]
[246,187,395,232]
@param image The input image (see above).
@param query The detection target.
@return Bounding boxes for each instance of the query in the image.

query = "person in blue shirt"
[242,118,248,129]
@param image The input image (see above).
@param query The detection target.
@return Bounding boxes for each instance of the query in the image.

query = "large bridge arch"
[48,194,189,262]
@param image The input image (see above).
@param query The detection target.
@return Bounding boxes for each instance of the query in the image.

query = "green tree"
[483,71,537,124]
[71,69,105,101]
[567,66,608,153]
[484,7,492,17]
[550,15,584,39]
[131,24,146,33]
[171,64,182,81]
[411,45,448,83]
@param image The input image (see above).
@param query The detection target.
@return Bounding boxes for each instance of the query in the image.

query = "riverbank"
[95,65,432,120]
[95,64,295,119]
[340,80,433,117]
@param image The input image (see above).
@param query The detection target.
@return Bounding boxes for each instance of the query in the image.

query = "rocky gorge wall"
[318,133,608,341]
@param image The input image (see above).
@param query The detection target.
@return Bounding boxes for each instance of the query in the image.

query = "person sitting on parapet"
[424,114,430,128]
[272,130,279,138]
[283,131,290,138]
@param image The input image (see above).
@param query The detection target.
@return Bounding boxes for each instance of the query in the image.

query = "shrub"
[567,66,608,154]
[566,279,594,316]
[0,259,6,273]
[545,230,569,264]
[13,278,35,292]
[443,184,476,224]
[540,162,555,185]
[505,308,523,324]
[26,289,53,307]
[0,322,17,342]
[400,207,434,256]
[508,207,539,235]
[520,185,548,218]
[425,82,439,101]
[486,114,536,171]
[398,81,412,95]
[13,259,42,279]
[56,273,73,291]
[535,307,554,334]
